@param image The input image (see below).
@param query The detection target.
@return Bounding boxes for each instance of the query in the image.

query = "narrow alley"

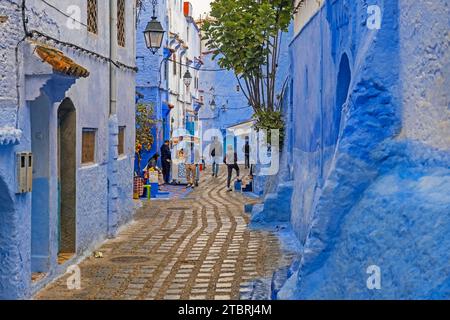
[35,167,296,300]
[1,0,448,303]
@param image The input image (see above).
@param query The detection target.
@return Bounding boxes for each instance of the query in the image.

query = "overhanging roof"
[34,45,90,78]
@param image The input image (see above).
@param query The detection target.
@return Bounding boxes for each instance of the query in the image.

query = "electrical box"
[16,152,33,194]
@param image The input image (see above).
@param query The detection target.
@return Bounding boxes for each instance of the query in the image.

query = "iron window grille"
[117,0,126,47]
[87,0,98,34]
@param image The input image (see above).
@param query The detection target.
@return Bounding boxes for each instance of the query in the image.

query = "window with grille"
[173,54,177,75]
[164,60,168,80]
[117,0,126,47]
[82,129,97,164]
[118,126,126,156]
[87,0,98,34]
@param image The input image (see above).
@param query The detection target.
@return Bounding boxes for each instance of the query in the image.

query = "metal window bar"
[117,0,126,47]
[87,0,98,34]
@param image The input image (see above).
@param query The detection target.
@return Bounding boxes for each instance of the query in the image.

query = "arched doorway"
[333,53,351,146]
[57,98,77,263]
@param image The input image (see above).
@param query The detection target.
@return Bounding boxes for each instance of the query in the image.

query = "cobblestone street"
[35,167,296,300]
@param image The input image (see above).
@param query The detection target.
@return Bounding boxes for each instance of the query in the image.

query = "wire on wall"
[166,58,227,72]
[38,0,89,28]
[18,1,138,71]
[29,29,138,72]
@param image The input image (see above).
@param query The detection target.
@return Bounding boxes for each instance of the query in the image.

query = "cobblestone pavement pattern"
[36,166,296,300]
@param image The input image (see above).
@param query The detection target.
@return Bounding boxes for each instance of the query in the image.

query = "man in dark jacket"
[244,138,250,169]
[224,145,240,192]
[160,140,172,184]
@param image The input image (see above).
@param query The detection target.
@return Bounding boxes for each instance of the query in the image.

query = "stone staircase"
[250,180,294,225]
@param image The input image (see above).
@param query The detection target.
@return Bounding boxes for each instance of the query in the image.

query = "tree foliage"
[135,103,159,173]
[253,108,285,145]
[203,0,293,113]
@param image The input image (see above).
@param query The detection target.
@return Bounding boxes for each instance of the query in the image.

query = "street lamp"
[183,69,192,87]
[143,0,165,55]
[210,98,217,111]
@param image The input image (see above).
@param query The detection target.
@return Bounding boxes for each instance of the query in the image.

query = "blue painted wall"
[198,52,254,160]
[135,0,170,173]
[0,0,136,299]
[274,0,450,299]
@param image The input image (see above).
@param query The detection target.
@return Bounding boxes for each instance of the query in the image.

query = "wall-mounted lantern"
[210,98,217,111]
[183,69,192,87]
[143,0,165,55]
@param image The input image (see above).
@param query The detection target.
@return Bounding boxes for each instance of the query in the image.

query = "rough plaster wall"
[0,0,23,128]
[399,0,450,151]
[116,70,136,224]
[0,0,35,299]
[0,0,136,298]
[277,0,450,299]
[76,165,108,252]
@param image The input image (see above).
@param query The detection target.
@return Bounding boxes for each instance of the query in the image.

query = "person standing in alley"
[210,136,223,178]
[185,143,196,189]
[244,137,250,169]
[160,140,172,184]
[224,144,240,192]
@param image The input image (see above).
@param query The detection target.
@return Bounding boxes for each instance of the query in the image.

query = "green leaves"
[203,0,292,116]
[253,108,286,146]
[203,0,292,146]
[135,103,159,152]
[203,0,292,78]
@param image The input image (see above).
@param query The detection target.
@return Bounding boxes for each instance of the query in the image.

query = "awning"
[34,45,90,78]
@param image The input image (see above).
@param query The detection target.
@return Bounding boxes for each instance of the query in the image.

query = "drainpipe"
[110,0,118,115]
[107,0,119,237]
[319,8,324,187]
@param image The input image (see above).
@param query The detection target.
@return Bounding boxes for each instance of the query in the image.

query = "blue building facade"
[136,0,171,171]
[197,50,254,161]
[258,0,450,299]
[135,0,204,173]
[0,0,136,299]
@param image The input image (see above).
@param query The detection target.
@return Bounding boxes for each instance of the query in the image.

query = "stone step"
[252,180,294,224]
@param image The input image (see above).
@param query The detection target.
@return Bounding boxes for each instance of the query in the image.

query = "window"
[82,129,97,164]
[173,54,177,75]
[118,126,126,156]
[179,56,182,79]
[87,0,98,34]
[164,60,168,80]
[117,0,126,47]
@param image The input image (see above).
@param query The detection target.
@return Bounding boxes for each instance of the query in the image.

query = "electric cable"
[38,0,89,28]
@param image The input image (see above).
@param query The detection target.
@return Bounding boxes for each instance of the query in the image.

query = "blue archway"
[332,53,351,146]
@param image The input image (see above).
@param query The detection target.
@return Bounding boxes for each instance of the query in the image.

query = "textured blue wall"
[0,0,136,299]
[135,1,173,172]
[275,0,450,299]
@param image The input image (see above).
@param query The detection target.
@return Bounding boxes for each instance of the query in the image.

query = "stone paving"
[35,166,297,300]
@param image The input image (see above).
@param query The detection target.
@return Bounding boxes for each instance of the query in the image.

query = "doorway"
[333,53,351,146]
[57,98,77,264]
[30,94,51,277]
